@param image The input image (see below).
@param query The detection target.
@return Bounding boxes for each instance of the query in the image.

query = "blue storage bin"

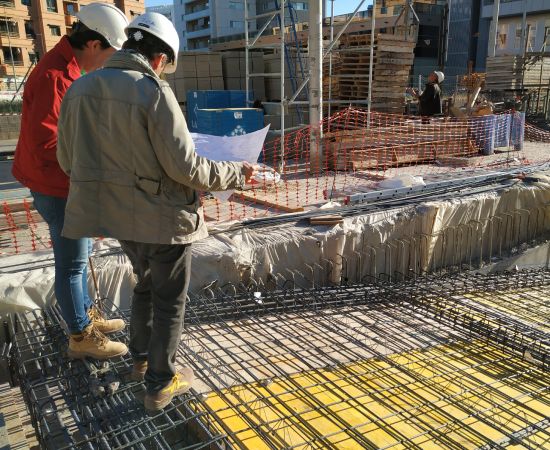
[510,111,525,151]
[469,115,497,155]
[196,108,264,136]
[186,91,230,131]
[186,90,253,131]
[229,90,254,108]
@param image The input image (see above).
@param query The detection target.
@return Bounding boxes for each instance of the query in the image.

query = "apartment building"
[174,0,259,51]
[476,0,550,69]
[0,0,144,84]
[145,3,174,24]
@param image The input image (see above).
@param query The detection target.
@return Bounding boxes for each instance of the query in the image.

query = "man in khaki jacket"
[57,12,259,411]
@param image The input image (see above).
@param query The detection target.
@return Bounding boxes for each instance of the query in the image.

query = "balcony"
[0,0,15,8]
[185,27,210,39]
[184,8,210,22]
[0,30,19,38]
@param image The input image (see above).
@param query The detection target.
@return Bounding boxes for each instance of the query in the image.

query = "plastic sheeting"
[1,172,549,314]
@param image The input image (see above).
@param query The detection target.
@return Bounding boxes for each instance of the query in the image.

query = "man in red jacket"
[12,3,129,360]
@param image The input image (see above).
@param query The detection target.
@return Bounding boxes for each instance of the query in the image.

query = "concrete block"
[196,61,210,78]
[211,77,224,90]
[209,60,223,77]
[225,78,242,90]
[185,78,198,91]
[197,78,211,90]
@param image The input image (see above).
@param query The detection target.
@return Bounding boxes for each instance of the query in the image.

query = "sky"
[144,0,372,17]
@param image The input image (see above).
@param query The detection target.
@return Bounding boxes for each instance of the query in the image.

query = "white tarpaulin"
[191,125,270,201]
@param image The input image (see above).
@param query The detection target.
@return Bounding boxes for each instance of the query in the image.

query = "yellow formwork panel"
[202,340,550,449]
[462,289,550,333]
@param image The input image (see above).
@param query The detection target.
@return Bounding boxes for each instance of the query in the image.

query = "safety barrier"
[1,108,549,256]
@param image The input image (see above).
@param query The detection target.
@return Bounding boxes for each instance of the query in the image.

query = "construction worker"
[57,13,261,411]
[12,4,130,360]
[408,70,444,117]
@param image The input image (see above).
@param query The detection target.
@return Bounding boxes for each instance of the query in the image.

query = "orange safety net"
[1,108,549,256]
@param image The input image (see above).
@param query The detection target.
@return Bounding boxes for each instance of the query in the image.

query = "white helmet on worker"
[75,3,129,50]
[433,71,445,83]
[126,12,180,74]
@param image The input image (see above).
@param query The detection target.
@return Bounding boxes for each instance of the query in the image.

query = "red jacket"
[12,36,81,198]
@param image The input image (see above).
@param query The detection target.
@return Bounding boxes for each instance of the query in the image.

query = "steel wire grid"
[10,269,550,449]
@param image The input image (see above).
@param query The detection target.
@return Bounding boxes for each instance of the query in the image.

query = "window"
[229,1,243,10]
[46,0,57,13]
[545,25,550,50]
[291,2,307,10]
[0,17,19,37]
[48,24,61,36]
[2,46,23,64]
[496,23,507,49]
[380,6,387,14]
[21,0,31,6]
[230,20,243,29]
[24,20,35,38]
[393,5,403,16]
[66,3,75,15]
[514,23,522,48]
[28,51,37,63]
[528,23,536,51]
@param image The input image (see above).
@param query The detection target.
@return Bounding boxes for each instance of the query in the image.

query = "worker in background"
[12,4,129,360]
[57,12,262,411]
[408,70,444,117]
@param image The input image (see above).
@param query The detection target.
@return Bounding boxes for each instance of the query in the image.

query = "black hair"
[123,29,175,65]
[67,21,111,50]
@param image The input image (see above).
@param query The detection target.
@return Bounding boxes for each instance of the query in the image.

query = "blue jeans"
[31,191,92,333]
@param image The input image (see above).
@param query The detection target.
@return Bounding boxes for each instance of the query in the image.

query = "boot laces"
[88,326,108,347]
[89,307,106,323]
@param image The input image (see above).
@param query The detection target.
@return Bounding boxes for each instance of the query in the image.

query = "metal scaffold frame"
[243,0,373,169]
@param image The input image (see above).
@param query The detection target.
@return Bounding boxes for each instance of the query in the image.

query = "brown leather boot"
[68,324,128,360]
[88,307,125,334]
[144,368,194,411]
[129,360,148,382]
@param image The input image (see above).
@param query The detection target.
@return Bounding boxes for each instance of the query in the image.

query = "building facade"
[145,3,174,24]
[476,0,550,70]
[0,0,144,84]
[174,0,310,52]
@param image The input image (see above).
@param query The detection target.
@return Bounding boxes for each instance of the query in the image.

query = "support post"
[488,0,500,58]
[309,0,323,169]
[367,0,376,129]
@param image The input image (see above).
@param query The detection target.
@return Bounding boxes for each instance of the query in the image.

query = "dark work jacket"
[419,83,442,116]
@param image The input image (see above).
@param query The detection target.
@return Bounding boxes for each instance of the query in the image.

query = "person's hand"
[406,87,419,97]
[242,162,262,184]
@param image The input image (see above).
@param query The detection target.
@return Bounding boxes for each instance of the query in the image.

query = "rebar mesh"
[10,269,550,449]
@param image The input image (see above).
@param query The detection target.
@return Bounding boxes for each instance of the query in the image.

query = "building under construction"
[0,0,549,449]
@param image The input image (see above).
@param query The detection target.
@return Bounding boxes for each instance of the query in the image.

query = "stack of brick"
[264,50,308,101]
[221,51,266,101]
[164,52,225,117]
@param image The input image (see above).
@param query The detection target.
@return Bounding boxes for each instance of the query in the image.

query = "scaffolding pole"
[309,0,323,169]
[488,0,500,58]
[367,0,376,129]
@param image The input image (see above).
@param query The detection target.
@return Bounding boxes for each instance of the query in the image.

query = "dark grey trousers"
[119,241,192,393]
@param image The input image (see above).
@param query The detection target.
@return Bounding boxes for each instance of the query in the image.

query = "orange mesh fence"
[1,108,549,256]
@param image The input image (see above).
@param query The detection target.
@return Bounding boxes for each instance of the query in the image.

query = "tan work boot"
[144,368,194,411]
[129,360,148,382]
[88,307,125,334]
[68,324,128,360]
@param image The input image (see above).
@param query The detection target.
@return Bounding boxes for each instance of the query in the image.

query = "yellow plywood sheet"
[201,341,550,449]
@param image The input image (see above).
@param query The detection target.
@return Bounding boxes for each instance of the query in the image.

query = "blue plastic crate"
[186,91,230,131]
[186,90,253,131]
[229,90,254,108]
[196,108,264,136]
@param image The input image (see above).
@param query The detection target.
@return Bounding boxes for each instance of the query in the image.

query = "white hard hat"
[76,3,129,50]
[434,71,445,83]
[126,12,180,74]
